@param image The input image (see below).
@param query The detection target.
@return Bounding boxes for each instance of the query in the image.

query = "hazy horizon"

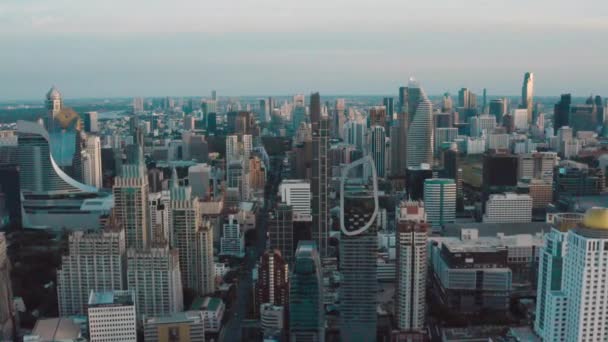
[2,0,608,100]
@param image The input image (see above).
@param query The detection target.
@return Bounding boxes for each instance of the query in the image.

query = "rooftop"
[88,290,134,307]
[144,311,203,325]
[30,317,81,341]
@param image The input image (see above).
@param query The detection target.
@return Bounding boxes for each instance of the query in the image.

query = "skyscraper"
[113,146,150,249]
[535,208,608,341]
[289,241,324,342]
[0,233,14,341]
[332,98,346,140]
[383,97,394,122]
[406,79,434,168]
[169,169,215,295]
[127,245,184,318]
[81,134,103,188]
[396,201,428,333]
[423,179,456,228]
[553,94,572,131]
[311,93,329,258]
[521,72,534,123]
[369,125,387,178]
[83,111,99,133]
[269,203,294,262]
[489,98,506,122]
[339,156,378,342]
[57,224,126,316]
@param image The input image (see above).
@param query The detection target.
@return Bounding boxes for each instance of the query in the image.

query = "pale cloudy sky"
[1,0,608,99]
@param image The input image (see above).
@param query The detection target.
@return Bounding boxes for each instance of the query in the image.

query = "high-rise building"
[269,203,294,262]
[512,108,529,131]
[517,152,557,181]
[81,134,103,188]
[17,120,113,230]
[83,111,99,133]
[489,98,506,122]
[396,201,429,332]
[332,98,346,140]
[406,79,434,168]
[188,163,211,199]
[483,193,532,223]
[423,179,456,228]
[169,169,215,295]
[57,223,126,316]
[470,114,496,137]
[339,156,378,342]
[383,97,394,122]
[343,120,366,151]
[521,72,534,123]
[149,191,170,244]
[127,245,184,318]
[369,125,387,178]
[113,146,150,249]
[369,106,387,130]
[534,208,608,341]
[434,127,458,153]
[569,104,597,133]
[220,214,244,257]
[0,233,14,341]
[441,93,453,113]
[88,290,137,342]
[553,94,572,131]
[256,250,289,309]
[310,93,329,258]
[132,97,144,113]
[289,241,324,342]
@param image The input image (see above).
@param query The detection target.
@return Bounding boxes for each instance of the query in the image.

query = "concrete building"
[190,296,225,333]
[256,250,289,311]
[188,163,211,199]
[24,318,83,342]
[483,193,532,223]
[517,152,556,182]
[127,246,184,318]
[88,290,136,342]
[143,311,205,342]
[57,225,126,316]
[260,303,285,339]
[279,180,311,217]
[396,202,429,332]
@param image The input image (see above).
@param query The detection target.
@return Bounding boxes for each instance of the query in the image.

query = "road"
[220,156,283,342]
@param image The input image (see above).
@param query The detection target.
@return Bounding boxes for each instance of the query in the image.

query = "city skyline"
[2,1,608,99]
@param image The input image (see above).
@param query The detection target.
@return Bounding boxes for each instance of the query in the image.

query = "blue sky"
[1,0,608,99]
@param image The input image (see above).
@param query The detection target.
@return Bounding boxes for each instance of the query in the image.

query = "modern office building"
[127,245,184,318]
[311,92,330,258]
[406,164,433,201]
[339,157,378,342]
[80,134,103,188]
[434,127,458,153]
[483,193,532,223]
[343,120,366,151]
[517,152,557,181]
[220,214,244,257]
[569,104,597,133]
[83,111,99,133]
[188,163,211,199]
[406,79,434,168]
[423,179,456,228]
[113,146,150,249]
[279,180,311,217]
[555,161,605,199]
[396,202,429,332]
[470,114,496,137]
[369,125,387,178]
[289,241,324,342]
[521,72,534,123]
[0,233,14,341]
[535,208,608,341]
[143,311,206,342]
[269,203,295,262]
[489,98,506,122]
[87,290,137,342]
[383,97,394,122]
[57,223,126,316]
[554,94,572,130]
[17,120,113,230]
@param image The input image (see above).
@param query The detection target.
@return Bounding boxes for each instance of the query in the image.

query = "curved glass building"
[17,120,113,230]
